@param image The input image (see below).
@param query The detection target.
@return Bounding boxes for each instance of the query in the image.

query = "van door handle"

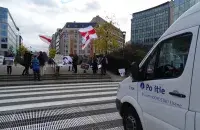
[169,91,186,98]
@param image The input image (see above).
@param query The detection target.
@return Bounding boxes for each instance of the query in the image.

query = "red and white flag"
[39,35,52,44]
[79,26,97,50]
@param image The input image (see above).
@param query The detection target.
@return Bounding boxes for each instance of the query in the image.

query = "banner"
[54,54,63,66]
[4,57,14,66]
[118,68,125,77]
[54,55,74,67]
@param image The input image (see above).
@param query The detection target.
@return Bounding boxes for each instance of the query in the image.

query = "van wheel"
[123,107,143,130]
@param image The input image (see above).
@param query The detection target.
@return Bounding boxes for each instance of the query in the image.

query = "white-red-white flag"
[79,26,97,50]
[39,35,52,44]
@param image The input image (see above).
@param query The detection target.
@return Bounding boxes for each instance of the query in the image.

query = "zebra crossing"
[0,82,124,130]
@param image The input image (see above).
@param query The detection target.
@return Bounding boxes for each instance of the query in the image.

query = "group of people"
[22,51,46,81]
[4,51,109,78]
[60,54,109,75]
[91,54,108,75]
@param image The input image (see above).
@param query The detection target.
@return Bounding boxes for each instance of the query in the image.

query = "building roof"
[64,22,96,28]
[91,15,124,33]
[132,1,170,15]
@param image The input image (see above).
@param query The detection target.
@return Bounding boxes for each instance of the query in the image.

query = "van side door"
[137,27,199,130]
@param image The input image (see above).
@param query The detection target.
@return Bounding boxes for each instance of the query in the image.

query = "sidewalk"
[0,64,126,86]
[106,71,127,82]
[0,64,54,75]
[0,65,93,75]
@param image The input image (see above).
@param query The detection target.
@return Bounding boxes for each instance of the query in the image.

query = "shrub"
[107,44,151,75]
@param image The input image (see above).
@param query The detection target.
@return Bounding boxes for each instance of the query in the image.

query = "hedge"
[106,44,150,75]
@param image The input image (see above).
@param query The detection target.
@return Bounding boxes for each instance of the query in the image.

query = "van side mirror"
[130,62,139,81]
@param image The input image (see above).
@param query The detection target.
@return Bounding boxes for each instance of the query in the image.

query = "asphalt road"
[0,82,124,130]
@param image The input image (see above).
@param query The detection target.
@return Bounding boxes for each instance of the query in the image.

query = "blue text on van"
[140,82,165,94]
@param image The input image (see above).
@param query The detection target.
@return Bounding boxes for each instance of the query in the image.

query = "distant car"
[0,55,4,65]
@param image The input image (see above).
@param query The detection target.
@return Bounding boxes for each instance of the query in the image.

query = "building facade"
[56,29,62,54]
[19,35,23,47]
[0,7,19,56]
[173,0,200,21]
[91,15,125,49]
[131,2,172,45]
[59,22,96,56]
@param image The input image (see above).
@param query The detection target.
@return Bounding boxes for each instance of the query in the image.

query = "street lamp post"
[122,31,126,58]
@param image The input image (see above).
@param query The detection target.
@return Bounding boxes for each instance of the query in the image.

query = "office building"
[49,33,56,50]
[50,28,62,54]
[173,0,200,21]
[0,7,19,56]
[131,2,172,45]
[59,22,96,56]
[19,35,23,47]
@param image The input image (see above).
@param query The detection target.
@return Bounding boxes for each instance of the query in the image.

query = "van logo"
[140,82,145,89]
[140,82,165,94]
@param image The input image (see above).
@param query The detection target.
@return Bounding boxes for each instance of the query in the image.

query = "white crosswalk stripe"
[0,82,124,130]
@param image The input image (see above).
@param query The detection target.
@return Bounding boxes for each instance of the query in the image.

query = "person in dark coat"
[37,51,45,76]
[73,53,78,73]
[100,55,108,75]
[22,51,31,75]
[92,57,98,74]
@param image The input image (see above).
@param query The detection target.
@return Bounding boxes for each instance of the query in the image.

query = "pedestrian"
[92,57,98,74]
[66,56,73,71]
[73,53,78,73]
[31,55,40,81]
[100,54,108,75]
[6,52,14,75]
[22,51,31,75]
[38,51,45,76]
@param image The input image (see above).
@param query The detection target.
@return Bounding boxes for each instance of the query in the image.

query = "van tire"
[122,107,143,130]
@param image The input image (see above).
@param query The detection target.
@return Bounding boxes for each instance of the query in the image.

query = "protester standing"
[92,56,98,74]
[31,55,40,81]
[22,51,31,75]
[6,52,14,75]
[73,53,78,73]
[101,55,108,75]
[38,51,45,76]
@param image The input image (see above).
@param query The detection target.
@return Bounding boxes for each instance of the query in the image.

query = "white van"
[116,2,200,130]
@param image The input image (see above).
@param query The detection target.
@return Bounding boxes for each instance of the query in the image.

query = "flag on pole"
[39,35,52,44]
[79,26,97,50]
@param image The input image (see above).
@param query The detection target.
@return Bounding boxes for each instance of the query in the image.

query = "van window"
[141,33,192,81]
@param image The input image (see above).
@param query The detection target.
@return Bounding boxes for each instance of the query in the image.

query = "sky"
[0,0,168,52]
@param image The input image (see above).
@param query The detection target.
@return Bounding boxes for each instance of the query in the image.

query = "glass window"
[140,32,192,81]
[1,44,7,49]
[1,30,7,36]
[1,23,7,30]
[1,37,7,42]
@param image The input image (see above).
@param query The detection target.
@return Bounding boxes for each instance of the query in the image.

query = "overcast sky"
[0,0,168,52]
